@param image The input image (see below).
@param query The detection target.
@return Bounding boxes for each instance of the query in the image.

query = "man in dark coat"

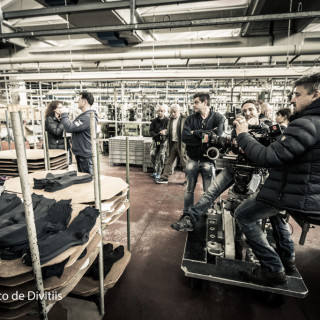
[171,92,225,231]
[149,105,169,179]
[233,72,320,286]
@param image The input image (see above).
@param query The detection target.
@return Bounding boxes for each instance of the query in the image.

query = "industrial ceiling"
[0,0,320,80]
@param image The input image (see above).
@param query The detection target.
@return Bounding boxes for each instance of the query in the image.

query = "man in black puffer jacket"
[233,72,320,286]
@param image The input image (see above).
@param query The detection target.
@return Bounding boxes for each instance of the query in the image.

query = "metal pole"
[40,109,49,171]
[10,111,48,320]
[5,110,11,150]
[126,137,131,251]
[44,131,50,170]
[2,11,320,38]
[32,106,37,150]
[90,112,105,316]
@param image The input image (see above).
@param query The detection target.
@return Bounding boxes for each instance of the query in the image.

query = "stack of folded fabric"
[85,243,124,280]
[33,171,77,189]
[33,170,93,192]
[44,174,93,192]
[23,206,99,266]
[0,192,22,215]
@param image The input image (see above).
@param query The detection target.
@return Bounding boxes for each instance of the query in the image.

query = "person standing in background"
[60,91,97,175]
[156,104,187,184]
[149,105,169,180]
[259,102,273,126]
[275,108,292,129]
[45,100,66,150]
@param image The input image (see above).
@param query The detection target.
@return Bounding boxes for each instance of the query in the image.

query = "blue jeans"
[234,193,295,273]
[183,159,215,215]
[187,165,234,221]
[75,155,93,175]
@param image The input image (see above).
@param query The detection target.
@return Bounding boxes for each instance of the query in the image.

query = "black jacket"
[61,109,98,158]
[149,117,169,143]
[182,110,225,161]
[236,97,320,215]
[45,115,65,150]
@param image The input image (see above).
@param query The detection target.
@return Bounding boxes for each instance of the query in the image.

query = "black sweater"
[182,110,225,162]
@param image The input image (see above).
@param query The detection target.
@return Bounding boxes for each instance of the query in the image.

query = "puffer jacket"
[45,115,65,150]
[236,97,320,215]
[182,110,225,162]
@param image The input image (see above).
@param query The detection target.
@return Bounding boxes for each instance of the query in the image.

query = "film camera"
[202,123,284,161]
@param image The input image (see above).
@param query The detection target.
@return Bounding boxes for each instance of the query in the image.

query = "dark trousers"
[75,155,93,175]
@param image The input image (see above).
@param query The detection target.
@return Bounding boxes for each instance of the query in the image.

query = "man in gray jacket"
[60,91,97,174]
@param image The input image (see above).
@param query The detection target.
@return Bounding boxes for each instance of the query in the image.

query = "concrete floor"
[96,156,320,320]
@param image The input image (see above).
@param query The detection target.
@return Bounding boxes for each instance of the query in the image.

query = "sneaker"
[281,257,296,275]
[150,173,157,178]
[171,215,194,232]
[241,267,287,286]
[154,173,160,180]
[156,178,168,184]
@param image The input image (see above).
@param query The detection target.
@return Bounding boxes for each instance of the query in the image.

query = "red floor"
[98,157,320,320]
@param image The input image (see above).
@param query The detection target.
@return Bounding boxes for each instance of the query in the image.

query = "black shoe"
[241,267,287,286]
[156,178,168,184]
[171,215,194,232]
[281,257,296,275]
[181,180,187,186]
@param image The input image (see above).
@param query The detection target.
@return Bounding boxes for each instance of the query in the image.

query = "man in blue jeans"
[231,73,320,285]
[173,100,268,227]
[171,92,225,231]
[60,91,98,175]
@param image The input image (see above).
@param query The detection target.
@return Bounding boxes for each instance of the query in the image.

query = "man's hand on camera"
[60,106,69,114]
[234,116,248,135]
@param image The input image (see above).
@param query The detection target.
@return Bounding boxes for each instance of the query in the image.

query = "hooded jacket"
[236,97,320,215]
[45,115,65,150]
[61,109,98,158]
[182,110,225,162]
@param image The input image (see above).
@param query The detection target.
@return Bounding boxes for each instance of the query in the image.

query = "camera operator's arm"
[149,119,157,138]
[235,118,318,167]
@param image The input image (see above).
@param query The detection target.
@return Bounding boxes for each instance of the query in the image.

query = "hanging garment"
[44,174,93,192]
[33,170,77,189]
[23,206,99,266]
[0,193,22,216]
[0,199,72,259]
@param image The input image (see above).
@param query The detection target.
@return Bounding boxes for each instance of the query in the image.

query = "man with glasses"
[60,91,97,175]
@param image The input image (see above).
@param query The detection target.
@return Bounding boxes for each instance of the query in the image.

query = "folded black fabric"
[0,199,71,255]
[33,170,77,189]
[23,206,99,266]
[44,174,93,192]
[41,257,70,280]
[0,193,43,229]
[0,193,22,216]
[86,244,124,280]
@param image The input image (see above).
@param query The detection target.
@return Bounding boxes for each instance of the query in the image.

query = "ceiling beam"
[1,11,320,39]
[2,0,215,20]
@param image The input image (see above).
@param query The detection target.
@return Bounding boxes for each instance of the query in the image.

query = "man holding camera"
[171,99,267,232]
[170,92,225,231]
[232,73,320,286]
[149,105,169,180]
